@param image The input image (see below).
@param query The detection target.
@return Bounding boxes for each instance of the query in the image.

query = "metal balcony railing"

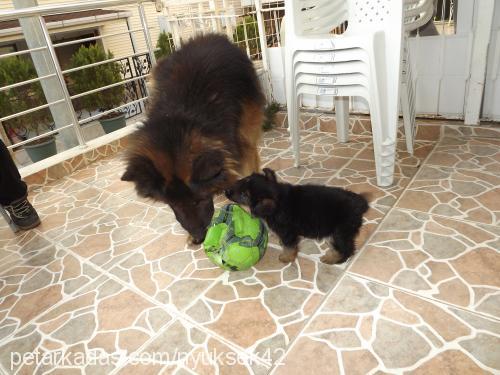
[0,0,161,163]
[0,0,281,169]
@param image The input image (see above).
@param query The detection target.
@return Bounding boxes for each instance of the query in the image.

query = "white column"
[13,0,81,148]
[464,0,495,125]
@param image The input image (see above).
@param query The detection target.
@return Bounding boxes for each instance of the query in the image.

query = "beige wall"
[101,3,163,59]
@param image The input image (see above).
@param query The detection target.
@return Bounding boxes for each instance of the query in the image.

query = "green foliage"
[155,32,175,61]
[262,101,280,131]
[0,56,52,139]
[69,44,125,113]
[233,15,261,58]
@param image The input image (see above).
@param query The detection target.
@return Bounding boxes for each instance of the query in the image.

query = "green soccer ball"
[203,204,268,271]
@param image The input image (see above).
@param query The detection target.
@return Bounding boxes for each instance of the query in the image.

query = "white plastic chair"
[285,0,404,187]
[328,0,433,154]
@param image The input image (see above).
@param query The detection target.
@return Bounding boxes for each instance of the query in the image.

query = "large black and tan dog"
[121,34,265,243]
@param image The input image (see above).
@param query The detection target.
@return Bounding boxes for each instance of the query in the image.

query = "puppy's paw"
[279,252,297,263]
[320,251,343,265]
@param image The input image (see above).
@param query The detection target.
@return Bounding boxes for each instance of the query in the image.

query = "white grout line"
[0,132,407,364]
[2,127,498,374]
[268,130,446,373]
[343,272,500,323]
[319,135,500,354]
[393,206,499,235]
[56,234,273,370]
[55,241,271,372]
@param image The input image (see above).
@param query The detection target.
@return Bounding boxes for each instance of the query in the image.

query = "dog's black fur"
[226,168,370,264]
[121,34,264,243]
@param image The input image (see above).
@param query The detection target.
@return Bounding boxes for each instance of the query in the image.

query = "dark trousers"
[0,139,27,205]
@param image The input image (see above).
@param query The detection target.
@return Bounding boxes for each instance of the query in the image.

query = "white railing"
[0,0,278,170]
[0,0,161,168]
[162,0,283,102]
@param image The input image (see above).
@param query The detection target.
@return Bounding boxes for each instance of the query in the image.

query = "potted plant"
[263,101,281,131]
[233,15,261,58]
[69,44,126,134]
[155,31,175,61]
[0,56,56,162]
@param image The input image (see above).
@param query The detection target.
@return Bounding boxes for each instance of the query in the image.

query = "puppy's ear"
[252,198,276,217]
[262,168,277,182]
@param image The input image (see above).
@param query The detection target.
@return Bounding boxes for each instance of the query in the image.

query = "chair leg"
[370,109,397,187]
[0,205,19,233]
[335,96,349,143]
[285,52,300,167]
[400,83,414,154]
[400,36,416,155]
[290,95,301,167]
[369,84,397,187]
[368,33,399,187]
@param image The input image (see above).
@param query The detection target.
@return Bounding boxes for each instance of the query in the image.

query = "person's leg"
[0,139,27,205]
[0,139,40,229]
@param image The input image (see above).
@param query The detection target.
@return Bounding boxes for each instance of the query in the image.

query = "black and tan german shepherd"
[121,34,265,243]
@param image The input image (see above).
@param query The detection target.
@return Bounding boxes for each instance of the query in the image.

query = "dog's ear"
[252,198,276,217]
[262,168,277,183]
[121,154,165,199]
[191,150,225,183]
[121,168,134,181]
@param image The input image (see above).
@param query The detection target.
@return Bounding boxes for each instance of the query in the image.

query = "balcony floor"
[0,116,499,374]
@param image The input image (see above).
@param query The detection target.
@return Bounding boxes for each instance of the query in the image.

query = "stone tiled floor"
[1,117,499,374]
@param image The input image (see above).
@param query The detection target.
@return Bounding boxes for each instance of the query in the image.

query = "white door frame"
[464,0,495,124]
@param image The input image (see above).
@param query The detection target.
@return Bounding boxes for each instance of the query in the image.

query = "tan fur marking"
[127,99,263,192]
[320,250,343,265]
[176,131,241,188]
[239,100,264,176]
[279,246,299,263]
[128,135,173,184]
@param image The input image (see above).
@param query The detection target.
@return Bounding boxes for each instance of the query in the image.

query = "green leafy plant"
[233,15,261,58]
[68,44,125,118]
[0,56,53,143]
[262,101,280,131]
[155,32,175,60]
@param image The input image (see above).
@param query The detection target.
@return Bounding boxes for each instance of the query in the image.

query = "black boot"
[3,196,41,230]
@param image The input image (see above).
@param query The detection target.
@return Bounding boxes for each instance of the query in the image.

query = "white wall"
[409,33,472,118]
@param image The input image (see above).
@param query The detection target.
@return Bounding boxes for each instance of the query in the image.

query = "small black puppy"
[225,168,370,264]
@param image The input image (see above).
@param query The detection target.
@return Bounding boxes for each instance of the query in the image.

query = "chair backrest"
[403,0,434,32]
[287,0,403,37]
[347,0,402,32]
[288,0,348,36]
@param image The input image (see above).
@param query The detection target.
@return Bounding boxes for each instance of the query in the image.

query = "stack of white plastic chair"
[400,0,434,154]
[284,0,403,187]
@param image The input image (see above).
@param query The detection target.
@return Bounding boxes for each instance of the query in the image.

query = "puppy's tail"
[359,192,373,203]
[358,192,373,214]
